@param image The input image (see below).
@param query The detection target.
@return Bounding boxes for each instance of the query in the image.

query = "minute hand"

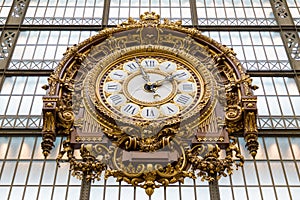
[154,73,180,86]
[135,58,150,83]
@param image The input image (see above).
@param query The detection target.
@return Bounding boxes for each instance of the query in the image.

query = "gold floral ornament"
[41,12,258,196]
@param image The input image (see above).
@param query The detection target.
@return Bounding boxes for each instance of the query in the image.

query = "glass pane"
[233,188,247,199]
[0,96,9,115]
[278,97,294,115]
[18,96,33,115]
[220,187,233,200]
[20,137,36,159]
[0,77,15,94]
[247,187,262,200]
[267,96,281,115]
[270,161,286,185]
[231,166,244,185]
[53,187,66,200]
[67,187,80,200]
[0,137,10,159]
[256,161,272,185]
[0,187,9,200]
[55,162,70,185]
[244,162,258,185]
[277,137,293,159]
[285,78,299,95]
[105,187,119,200]
[7,137,22,159]
[27,161,43,185]
[290,138,300,158]
[30,96,43,115]
[13,162,30,185]
[12,77,26,94]
[120,187,133,200]
[9,187,25,200]
[24,77,38,94]
[257,96,269,115]
[261,187,276,200]
[151,187,164,200]
[276,187,290,199]
[291,187,300,200]
[0,161,17,185]
[273,77,287,95]
[262,77,275,95]
[284,162,300,185]
[166,187,180,200]
[135,186,149,200]
[6,96,21,115]
[195,187,209,200]
[38,187,52,200]
[24,187,38,200]
[255,137,267,159]
[41,162,57,185]
[90,187,105,199]
[264,137,280,159]
[291,97,300,115]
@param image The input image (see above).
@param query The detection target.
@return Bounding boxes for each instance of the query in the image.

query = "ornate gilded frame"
[41,12,258,196]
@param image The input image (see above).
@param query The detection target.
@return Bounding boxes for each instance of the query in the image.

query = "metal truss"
[270,0,300,70]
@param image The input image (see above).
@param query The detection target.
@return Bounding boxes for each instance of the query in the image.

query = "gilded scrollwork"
[106,139,193,196]
[43,111,55,132]
[225,105,242,122]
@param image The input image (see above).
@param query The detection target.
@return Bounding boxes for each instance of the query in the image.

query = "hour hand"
[135,57,150,83]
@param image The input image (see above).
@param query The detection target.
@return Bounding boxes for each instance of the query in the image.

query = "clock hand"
[154,73,180,86]
[135,57,150,83]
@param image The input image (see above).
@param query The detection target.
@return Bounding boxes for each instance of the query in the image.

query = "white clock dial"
[141,107,160,119]
[173,70,191,81]
[141,58,159,69]
[104,81,122,93]
[125,72,174,104]
[160,103,179,116]
[107,94,127,106]
[121,103,140,116]
[174,94,193,107]
[159,61,177,73]
[123,61,139,73]
[178,82,196,93]
[109,70,128,81]
[97,55,204,123]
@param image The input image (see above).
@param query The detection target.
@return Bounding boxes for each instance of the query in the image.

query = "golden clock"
[42,12,258,197]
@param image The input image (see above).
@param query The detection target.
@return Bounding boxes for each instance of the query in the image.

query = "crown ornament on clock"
[140,11,160,22]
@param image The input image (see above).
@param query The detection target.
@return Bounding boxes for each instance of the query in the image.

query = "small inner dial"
[98,55,203,121]
[123,70,177,106]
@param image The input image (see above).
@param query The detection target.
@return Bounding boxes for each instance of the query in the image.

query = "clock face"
[95,53,205,123]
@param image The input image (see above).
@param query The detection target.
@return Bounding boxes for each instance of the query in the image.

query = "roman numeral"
[126,63,138,71]
[144,60,156,67]
[177,71,187,78]
[146,108,155,117]
[123,104,137,115]
[113,72,123,77]
[160,103,179,116]
[182,83,193,91]
[109,95,123,105]
[175,95,191,105]
[107,84,118,90]
[166,106,175,113]
[165,63,171,69]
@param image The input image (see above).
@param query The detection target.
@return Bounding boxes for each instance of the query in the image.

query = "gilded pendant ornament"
[42,12,258,196]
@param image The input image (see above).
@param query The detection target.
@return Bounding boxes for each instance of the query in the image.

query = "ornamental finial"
[140,11,160,24]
